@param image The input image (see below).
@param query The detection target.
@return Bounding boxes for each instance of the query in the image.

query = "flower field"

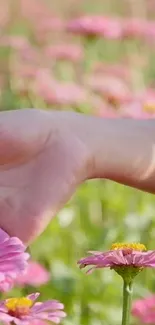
[0,0,155,324]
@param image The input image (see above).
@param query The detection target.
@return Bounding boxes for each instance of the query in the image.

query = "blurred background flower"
[1,0,155,324]
[132,295,155,323]
[16,261,50,288]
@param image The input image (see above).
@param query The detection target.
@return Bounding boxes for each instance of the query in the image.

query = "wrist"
[84,116,155,192]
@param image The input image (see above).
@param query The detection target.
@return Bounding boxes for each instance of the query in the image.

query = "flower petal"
[0,229,9,243]
[32,301,64,313]
[27,293,40,302]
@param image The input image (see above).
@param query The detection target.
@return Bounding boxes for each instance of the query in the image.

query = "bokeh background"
[1,0,155,324]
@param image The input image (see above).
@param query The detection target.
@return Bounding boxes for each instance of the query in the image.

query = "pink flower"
[144,22,155,41]
[16,261,50,287]
[0,276,14,293]
[93,62,130,81]
[132,295,155,323]
[0,228,29,292]
[0,293,66,324]
[36,17,65,33]
[35,69,88,106]
[121,101,152,119]
[30,321,47,325]
[121,89,155,119]
[78,243,155,273]
[45,43,83,62]
[0,36,29,50]
[87,75,131,106]
[66,15,122,39]
[142,88,155,113]
[122,19,149,39]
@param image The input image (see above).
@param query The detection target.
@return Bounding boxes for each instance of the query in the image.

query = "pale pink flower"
[0,293,66,324]
[37,17,65,33]
[142,88,155,113]
[0,36,29,50]
[0,276,14,293]
[15,65,38,79]
[122,18,149,39]
[0,228,29,292]
[66,15,122,39]
[45,43,83,62]
[87,75,131,106]
[132,295,155,323]
[78,243,155,273]
[19,46,39,64]
[35,69,87,106]
[121,89,155,119]
[121,101,152,119]
[16,261,50,287]
[30,321,47,325]
[144,22,155,41]
[93,62,130,81]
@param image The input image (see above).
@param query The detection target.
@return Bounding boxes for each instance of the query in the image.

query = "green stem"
[121,281,133,325]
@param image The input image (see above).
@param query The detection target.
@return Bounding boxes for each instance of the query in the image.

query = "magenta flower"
[16,261,50,287]
[78,243,155,274]
[132,295,155,324]
[0,293,66,324]
[0,228,29,292]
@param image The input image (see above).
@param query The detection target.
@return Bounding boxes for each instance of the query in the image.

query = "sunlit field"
[0,0,155,324]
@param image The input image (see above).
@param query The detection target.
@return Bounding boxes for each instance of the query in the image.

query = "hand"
[0,109,92,244]
[0,108,155,245]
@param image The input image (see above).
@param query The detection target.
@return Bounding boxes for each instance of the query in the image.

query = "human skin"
[0,108,155,245]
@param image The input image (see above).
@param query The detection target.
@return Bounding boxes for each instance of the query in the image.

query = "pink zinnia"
[78,243,155,273]
[45,43,83,62]
[30,321,47,325]
[93,62,130,81]
[66,15,122,39]
[0,276,14,293]
[16,261,50,287]
[35,70,87,106]
[87,75,131,106]
[0,293,66,324]
[132,295,155,324]
[121,100,152,119]
[122,18,148,39]
[0,228,29,292]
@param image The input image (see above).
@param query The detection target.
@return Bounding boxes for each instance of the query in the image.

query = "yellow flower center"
[144,103,155,113]
[5,297,33,317]
[111,242,146,252]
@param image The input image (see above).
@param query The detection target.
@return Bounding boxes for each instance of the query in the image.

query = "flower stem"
[121,281,133,325]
